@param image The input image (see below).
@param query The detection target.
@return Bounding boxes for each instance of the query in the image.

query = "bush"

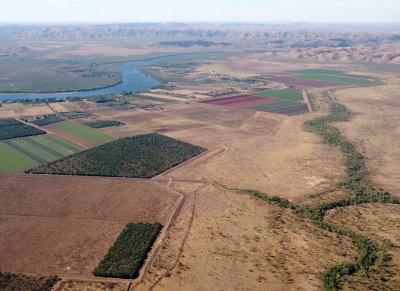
[82,120,124,128]
[0,272,59,291]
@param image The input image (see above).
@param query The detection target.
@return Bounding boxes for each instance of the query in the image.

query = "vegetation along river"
[0,54,194,101]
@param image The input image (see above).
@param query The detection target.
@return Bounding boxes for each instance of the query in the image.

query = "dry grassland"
[196,56,308,78]
[334,80,400,195]
[138,183,356,291]
[59,280,128,291]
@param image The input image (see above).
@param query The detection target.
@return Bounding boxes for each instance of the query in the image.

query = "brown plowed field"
[162,102,255,128]
[0,173,179,276]
[199,95,281,108]
[266,76,343,87]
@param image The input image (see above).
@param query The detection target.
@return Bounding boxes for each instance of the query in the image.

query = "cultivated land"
[0,118,45,140]
[28,134,206,177]
[295,74,372,84]
[254,89,304,101]
[0,134,83,172]
[246,100,309,115]
[0,30,399,290]
[44,120,114,147]
[0,174,179,277]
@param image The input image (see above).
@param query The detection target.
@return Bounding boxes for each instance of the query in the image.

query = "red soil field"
[266,76,343,87]
[199,95,281,108]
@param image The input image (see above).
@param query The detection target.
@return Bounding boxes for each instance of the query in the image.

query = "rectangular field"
[0,135,84,172]
[295,74,372,84]
[28,133,206,178]
[0,174,179,276]
[199,95,281,108]
[62,103,80,112]
[0,118,46,140]
[45,120,114,146]
[246,100,309,115]
[133,94,176,103]
[254,90,303,101]
[289,69,345,75]
[93,223,162,279]
[266,76,343,87]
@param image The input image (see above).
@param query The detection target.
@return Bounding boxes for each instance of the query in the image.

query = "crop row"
[93,223,162,279]
[246,100,309,115]
[27,133,206,178]
[0,118,45,140]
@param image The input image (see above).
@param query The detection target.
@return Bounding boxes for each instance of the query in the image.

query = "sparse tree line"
[82,120,124,128]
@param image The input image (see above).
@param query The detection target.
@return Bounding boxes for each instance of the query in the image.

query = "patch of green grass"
[295,74,372,84]
[93,223,162,279]
[0,135,83,172]
[133,94,176,103]
[62,103,80,112]
[246,100,308,115]
[254,90,303,101]
[0,143,37,172]
[28,133,206,178]
[48,121,114,145]
[338,74,377,80]
[289,69,345,74]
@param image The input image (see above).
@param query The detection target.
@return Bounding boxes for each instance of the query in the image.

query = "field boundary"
[302,90,313,113]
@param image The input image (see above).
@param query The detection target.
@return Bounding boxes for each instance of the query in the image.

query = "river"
[0,54,192,101]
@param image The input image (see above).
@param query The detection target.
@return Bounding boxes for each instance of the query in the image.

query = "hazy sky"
[0,0,399,23]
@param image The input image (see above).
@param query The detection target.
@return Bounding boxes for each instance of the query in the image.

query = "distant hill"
[152,40,232,48]
[0,23,399,48]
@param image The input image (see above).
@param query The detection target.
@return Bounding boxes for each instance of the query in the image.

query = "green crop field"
[246,100,309,115]
[255,90,303,101]
[0,143,38,172]
[295,74,372,84]
[47,121,114,145]
[0,135,84,172]
[133,94,176,103]
[28,133,206,177]
[289,69,345,74]
[62,103,80,112]
[338,73,377,80]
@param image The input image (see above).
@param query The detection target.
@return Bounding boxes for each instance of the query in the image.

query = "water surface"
[0,54,192,101]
